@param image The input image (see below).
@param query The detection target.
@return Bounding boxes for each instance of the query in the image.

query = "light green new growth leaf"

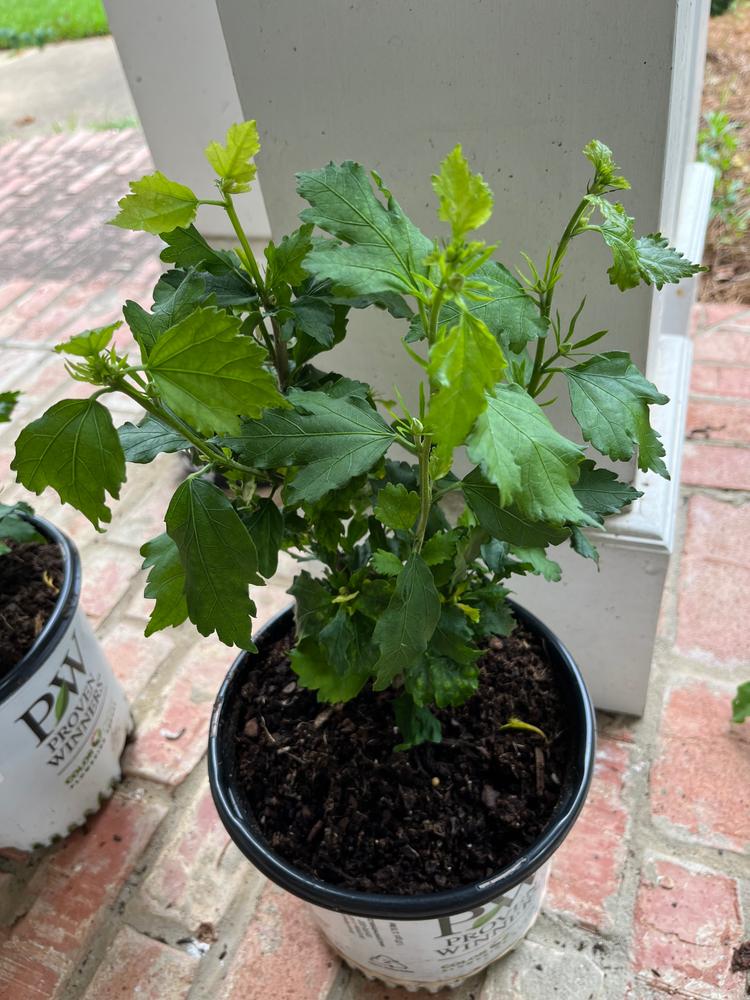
[565,352,669,477]
[54,322,120,358]
[12,398,126,530]
[109,171,198,234]
[372,554,441,690]
[467,383,592,525]
[733,681,750,724]
[0,390,19,423]
[228,390,395,504]
[264,224,315,287]
[572,459,642,524]
[165,478,260,649]
[204,120,260,193]
[432,144,494,239]
[634,233,704,289]
[426,311,506,467]
[146,305,285,435]
[461,469,570,547]
[582,140,630,191]
[297,160,432,296]
[118,417,191,464]
[587,197,640,290]
[374,482,421,531]
[371,549,403,576]
[140,532,189,636]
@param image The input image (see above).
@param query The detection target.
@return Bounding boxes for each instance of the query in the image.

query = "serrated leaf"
[110,171,198,234]
[54,322,120,358]
[421,530,460,566]
[124,271,207,359]
[146,305,285,435]
[159,224,244,275]
[461,468,569,547]
[156,266,255,309]
[0,504,43,545]
[394,695,442,750]
[426,311,506,467]
[570,526,599,564]
[440,261,548,352]
[289,570,333,639]
[432,144,493,239]
[297,161,432,297]
[634,233,704,289]
[371,549,403,576]
[140,532,189,635]
[0,390,19,423]
[582,139,630,191]
[374,482,421,531]
[732,681,750,724]
[467,384,592,525]
[165,478,259,649]
[12,399,126,530]
[511,546,562,581]
[372,554,441,690]
[289,297,336,346]
[204,120,260,193]
[118,416,190,464]
[318,608,356,675]
[565,352,669,476]
[587,197,640,291]
[404,605,480,710]
[264,224,315,287]
[572,459,642,525]
[240,498,283,578]
[290,636,370,702]
[228,390,395,504]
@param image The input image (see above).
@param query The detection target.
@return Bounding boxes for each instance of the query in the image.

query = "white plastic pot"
[0,517,132,850]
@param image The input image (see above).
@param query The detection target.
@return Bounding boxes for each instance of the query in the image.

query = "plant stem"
[427,286,445,344]
[413,434,432,553]
[223,193,266,292]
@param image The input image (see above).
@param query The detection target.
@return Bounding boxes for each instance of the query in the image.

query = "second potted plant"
[12,122,701,988]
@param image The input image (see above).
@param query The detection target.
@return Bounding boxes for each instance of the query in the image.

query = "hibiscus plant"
[12,122,702,747]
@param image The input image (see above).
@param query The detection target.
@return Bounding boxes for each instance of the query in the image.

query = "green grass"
[0,0,109,49]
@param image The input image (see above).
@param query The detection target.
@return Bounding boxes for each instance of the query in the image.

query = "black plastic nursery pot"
[0,515,131,851]
[208,599,595,987]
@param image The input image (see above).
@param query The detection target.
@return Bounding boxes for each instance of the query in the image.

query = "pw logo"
[16,633,87,745]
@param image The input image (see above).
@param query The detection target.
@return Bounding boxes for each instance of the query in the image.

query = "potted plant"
[12,122,701,989]
[0,393,131,851]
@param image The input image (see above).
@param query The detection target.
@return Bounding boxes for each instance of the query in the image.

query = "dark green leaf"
[511,546,562,581]
[12,399,126,530]
[572,459,642,524]
[159,224,242,274]
[374,482,421,531]
[140,532,189,635]
[264,224,315,287]
[289,571,333,639]
[394,694,442,750]
[565,352,669,476]
[0,504,42,546]
[732,681,750,724]
[110,171,198,234]
[372,554,441,690]
[289,297,336,346]
[290,636,370,702]
[165,478,260,649]
[118,416,190,464]
[240,499,283,578]
[0,390,19,423]
[124,271,207,358]
[319,609,356,675]
[634,233,705,289]
[570,526,599,564]
[462,468,569,547]
[155,265,255,308]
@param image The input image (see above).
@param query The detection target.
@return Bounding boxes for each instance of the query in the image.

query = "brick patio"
[0,131,748,1000]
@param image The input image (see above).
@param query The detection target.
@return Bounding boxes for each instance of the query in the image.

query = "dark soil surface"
[235,619,571,895]
[0,540,63,678]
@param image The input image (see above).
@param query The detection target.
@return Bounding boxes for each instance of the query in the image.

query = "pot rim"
[0,513,80,705]
[208,599,596,920]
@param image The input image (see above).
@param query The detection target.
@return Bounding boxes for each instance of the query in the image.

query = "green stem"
[223,194,266,293]
[413,435,432,553]
[427,287,445,343]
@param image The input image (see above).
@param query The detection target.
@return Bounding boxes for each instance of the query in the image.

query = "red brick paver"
[82,925,198,1000]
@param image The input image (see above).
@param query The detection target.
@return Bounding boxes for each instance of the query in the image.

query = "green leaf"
[165,478,259,649]
[572,459,642,525]
[570,526,599,564]
[394,694,442,751]
[54,683,69,722]
[140,532,189,636]
[12,399,126,530]
[432,144,493,239]
[205,120,260,193]
[565,352,669,476]
[156,266,254,309]
[118,416,190,464]
[146,305,285,435]
[404,605,480,710]
[124,271,207,359]
[634,233,705,289]
[582,140,630,191]
[511,546,562,581]
[372,554,441,690]
[54,322,120,358]
[426,311,506,467]
[374,482,421,531]
[240,499,283,578]
[290,636,370,702]
[421,529,460,566]
[318,608,357,675]
[264,224,315,287]
[297,161,432,296]
[467,384,591,525]
[440,261,547,352]
[0,390,19,423]
[462,468,570,547]
[228,390,395,504]
[371,549,403,576]
[289,297,336,346]
[289,571,333,639]
[159,224,244,275]
[0,503,42,546]
[732,681,750,724]
[109,171,198,234]
[586,197,640,291]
